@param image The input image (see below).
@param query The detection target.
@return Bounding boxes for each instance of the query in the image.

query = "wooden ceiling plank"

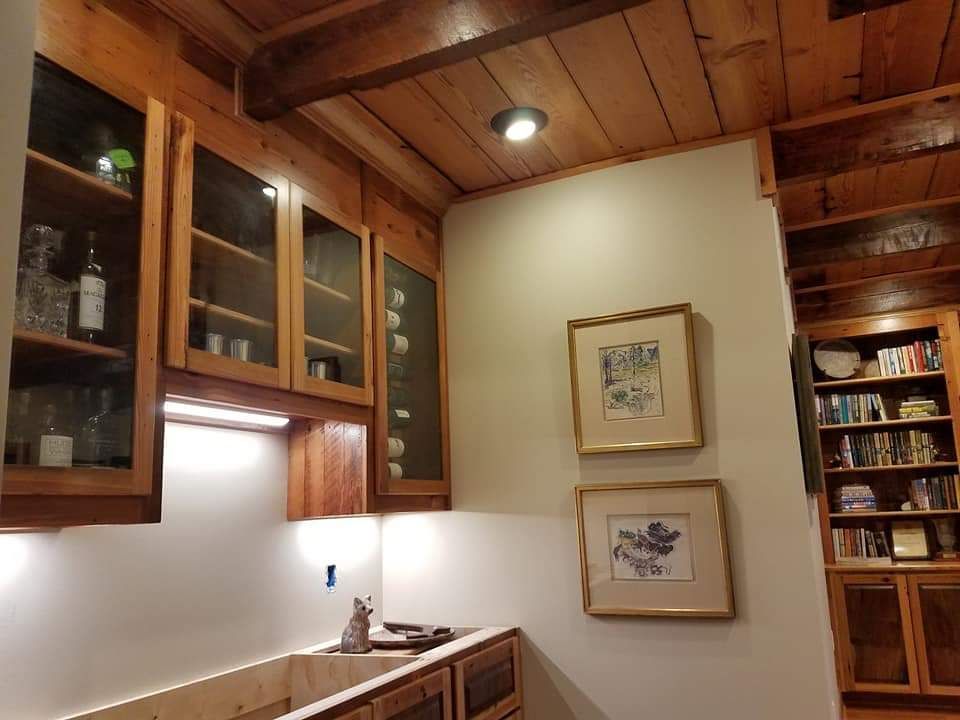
[219,0,307,31]
[928,148,960,199]
[828,1,912,20]
[779,180,826,226]
[354,79,510,191]
[773,88,960,186]
[824,166,878,219]
[549,13,675,153]
[872,155,938,208]
[860,0,953,103]
[623,0,721,143]
[243,0,660,119]
[937,3,960,85]
[256,0,386,43]
[301,96,460,213]
[417,59,562,181]
[778,0,863,118]
[796,283,960,324]
[794,261,960,295]
[685,0,789,133]
[480,37,617,167]
[144,0,258,62]
[796,272,960,308]
[785,194,960,234]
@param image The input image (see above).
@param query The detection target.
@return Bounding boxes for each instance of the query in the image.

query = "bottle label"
[394,409,411,420]
[387,363,405,380]
[39,434,73,467]
[390,333,409,355]
[107,148,136,170]
[385,309,401,331]
[79,274,106,331]
[388,462,403,480]
[388,437,405,458]
[386,287,405,310]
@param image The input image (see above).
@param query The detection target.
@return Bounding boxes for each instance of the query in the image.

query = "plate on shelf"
[814,340,861,379]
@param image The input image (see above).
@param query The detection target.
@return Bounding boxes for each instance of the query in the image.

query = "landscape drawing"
[608,514,694,581]
[599,341,663,421]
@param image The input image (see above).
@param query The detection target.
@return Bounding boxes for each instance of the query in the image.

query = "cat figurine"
[340,594,374,654]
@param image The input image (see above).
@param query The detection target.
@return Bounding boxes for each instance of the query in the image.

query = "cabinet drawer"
[370,668,452,720]
[453,637,522,720]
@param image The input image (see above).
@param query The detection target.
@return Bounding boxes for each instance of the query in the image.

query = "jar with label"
[38,404,73,467]
[388,462,403,480]
[385,286,405,310]
[387,332,409,356]
[387,437,405,459]
[385,308,402,331]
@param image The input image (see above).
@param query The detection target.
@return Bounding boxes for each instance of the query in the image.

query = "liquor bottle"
[77,388,118,467]
[388,385,409,406]
[4,389,32,465]
[386,331,409,356]
[385,308,402,331]
[76,231,106,343]
[387,361,407,381]
[387,437,405,459]
[389,407,412,428]
[386,286,406,310]
[388,462,403,480]
[38,404,73,467]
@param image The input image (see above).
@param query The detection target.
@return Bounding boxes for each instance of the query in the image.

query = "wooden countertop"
[278,626,518,720]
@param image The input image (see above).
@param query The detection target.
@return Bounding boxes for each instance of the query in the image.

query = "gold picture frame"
[567,304,703,453]
[575,480,735,618]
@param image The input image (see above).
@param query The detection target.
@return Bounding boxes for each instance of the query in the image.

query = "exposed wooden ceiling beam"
[773,83,960,186]
[243,0,655,120]
[144,0,257,63]
[828,0,912,21]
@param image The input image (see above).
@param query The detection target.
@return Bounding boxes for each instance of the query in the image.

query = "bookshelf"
[806,311,960,569]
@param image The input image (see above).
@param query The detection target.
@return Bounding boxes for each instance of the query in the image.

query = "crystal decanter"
[15,224,70,337]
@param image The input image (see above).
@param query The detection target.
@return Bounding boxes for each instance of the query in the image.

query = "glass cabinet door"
[3,55,163,513]
[836,574,919,693]
[290,185,372,405]
[167,112,290,389]
[374,235,448,494]
[909,574,960,695]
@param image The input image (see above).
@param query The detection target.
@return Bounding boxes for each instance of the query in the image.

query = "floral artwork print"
[608,514,694,582]
[599,341,663,421]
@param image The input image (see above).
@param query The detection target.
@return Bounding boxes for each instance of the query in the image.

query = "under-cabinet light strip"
[163,400,290,428]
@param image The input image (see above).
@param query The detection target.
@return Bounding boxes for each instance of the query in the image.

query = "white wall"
[0,423,383,720]
[383,140,838,720]
[0,0,38,491]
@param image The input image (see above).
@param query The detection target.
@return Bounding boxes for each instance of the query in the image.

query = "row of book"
[834,484,877,512]
[900,399,940,419]
[909,475,960,511]
[836,430,939,468]
[877,340,942,377]
[832,527,892,565]
[817,393,887,426]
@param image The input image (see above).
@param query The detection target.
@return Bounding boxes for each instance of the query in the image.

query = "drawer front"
[454,637,522,720]
[371,668,452,720]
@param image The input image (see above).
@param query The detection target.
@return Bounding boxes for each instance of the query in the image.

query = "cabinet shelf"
[304,276,351,304]
[814,371,945,389]
[819,417,953,431]
[305,333,355,355]
[825,462,960,474]
[13,327,128,361]
[192,227,274,271]
[189,298,274,329]
[830,509,960,519]
[25,148,134,210]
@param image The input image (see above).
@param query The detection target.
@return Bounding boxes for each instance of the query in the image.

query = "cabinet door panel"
[910,573,960,695]
[371,669,452,720]
[835,574,920,693]
[454,638,522,720]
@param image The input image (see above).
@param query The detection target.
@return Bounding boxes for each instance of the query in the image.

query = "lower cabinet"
[369,668,453,720]
[830,571,960,697]
[453,638,522,720]
[339,710,373,720]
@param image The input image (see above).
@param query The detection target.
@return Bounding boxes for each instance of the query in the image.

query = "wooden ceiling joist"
[773,84,960,186]
[828,0,913,21]
[242,0,655,120]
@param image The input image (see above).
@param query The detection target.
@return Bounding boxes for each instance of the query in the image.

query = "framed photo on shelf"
[574,480,735,618]
[567,303,703,454]
[891,521,931,560]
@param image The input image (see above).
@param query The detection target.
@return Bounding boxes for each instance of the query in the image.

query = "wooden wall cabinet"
[909,573,960,695]
[453,638,522,720]
[370,668,453,720]
[1,54,165,528]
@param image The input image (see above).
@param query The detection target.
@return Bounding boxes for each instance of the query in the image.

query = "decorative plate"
[813,340,861,379]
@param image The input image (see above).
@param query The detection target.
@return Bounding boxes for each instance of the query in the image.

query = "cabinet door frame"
[834,573,921,694]
[166,111,291,390]
[370,668,453,720]
[2,90,165,521]
[453,637,522,720]
[908,572,960,696]
[290,183,373,406]
[372,232,451,497]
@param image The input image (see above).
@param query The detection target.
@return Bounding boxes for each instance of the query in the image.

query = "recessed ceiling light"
[491,107,548,142]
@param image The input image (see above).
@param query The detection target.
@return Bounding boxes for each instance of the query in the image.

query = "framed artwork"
[567,303,702,454]
[575,480,735,617]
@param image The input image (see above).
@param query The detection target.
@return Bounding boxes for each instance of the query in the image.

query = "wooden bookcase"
[807,308,960,701]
